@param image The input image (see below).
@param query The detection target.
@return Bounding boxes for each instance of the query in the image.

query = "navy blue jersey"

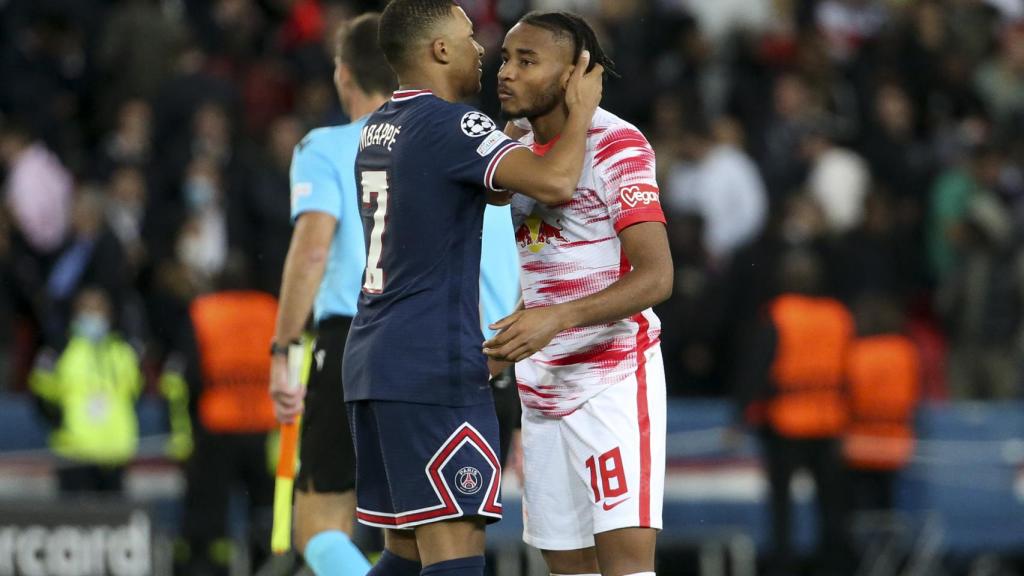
[343,89,525,406]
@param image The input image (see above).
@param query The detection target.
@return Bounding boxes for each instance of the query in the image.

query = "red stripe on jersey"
[522,259,584,275]
[594,128,650,167]
[625,244,654,526]
[541,340,632,368]
[619,247,632,278]
[517,383,560,399]
[535,269,621,297]
[561,236,615,249]
[568,188,612,225]
[634,310,652,527]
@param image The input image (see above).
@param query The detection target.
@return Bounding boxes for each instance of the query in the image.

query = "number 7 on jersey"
[361,171,389,293]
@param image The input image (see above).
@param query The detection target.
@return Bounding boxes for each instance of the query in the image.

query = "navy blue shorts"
[347,400,503,529]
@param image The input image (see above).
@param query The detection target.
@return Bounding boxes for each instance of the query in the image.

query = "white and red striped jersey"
[511,108,666,417]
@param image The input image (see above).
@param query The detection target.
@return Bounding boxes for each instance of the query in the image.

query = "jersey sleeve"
[593,126,667,233]
[289,135,343,223]
[438,104,527,192]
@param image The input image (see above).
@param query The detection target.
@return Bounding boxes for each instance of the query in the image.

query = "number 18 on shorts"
[520,346,667,551]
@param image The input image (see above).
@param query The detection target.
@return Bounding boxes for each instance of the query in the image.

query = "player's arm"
[491,52,604,205]
[273,212,336,346]
[270,211,336,422]
[270,140,342,423]
[551,221,672,325]
[483,222,672,362]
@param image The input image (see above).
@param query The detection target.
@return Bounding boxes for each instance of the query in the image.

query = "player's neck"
[397,70,460,103]
[348,92,390,120]
[530,105,569,145]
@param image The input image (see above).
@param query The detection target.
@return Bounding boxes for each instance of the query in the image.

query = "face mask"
[185,178,216,211]
[177,236,204,271]
[106,203,142,240]
[73,313,109,342]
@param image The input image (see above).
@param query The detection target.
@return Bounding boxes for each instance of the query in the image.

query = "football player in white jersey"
[483,11,673,576]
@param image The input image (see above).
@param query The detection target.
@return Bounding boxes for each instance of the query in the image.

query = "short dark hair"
[518,11,619,79]
[337,13,397,96]
[379,0,456,73]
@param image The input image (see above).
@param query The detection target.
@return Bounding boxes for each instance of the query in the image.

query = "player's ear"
[335,61,353,88]
[432,38,451,64]
[559,64,574,90]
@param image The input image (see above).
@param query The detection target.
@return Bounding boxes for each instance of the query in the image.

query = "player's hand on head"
[269,353,304,423]
[482,307,569,362]
[565,50,604,116]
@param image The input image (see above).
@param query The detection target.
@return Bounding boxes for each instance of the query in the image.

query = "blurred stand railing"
[0,397,1022,576]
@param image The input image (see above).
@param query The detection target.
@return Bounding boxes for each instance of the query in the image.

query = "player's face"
[444,6,486,99]
[498,23,574,119]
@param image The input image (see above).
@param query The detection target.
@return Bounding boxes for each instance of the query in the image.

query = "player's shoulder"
[588,108,650,146]
[433,99,480,117]
[428,101,499,139]
[400,93,464,120]
[296,122,363,157]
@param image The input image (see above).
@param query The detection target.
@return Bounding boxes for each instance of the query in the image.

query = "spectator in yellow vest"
[29,286,143,494]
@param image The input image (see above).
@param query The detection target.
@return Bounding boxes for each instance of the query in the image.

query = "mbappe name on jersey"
[359,122,402,151]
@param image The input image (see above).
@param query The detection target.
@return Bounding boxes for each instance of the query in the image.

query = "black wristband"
[270,340,297,356]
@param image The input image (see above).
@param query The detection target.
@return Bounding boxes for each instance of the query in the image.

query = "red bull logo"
[515,215,568,253]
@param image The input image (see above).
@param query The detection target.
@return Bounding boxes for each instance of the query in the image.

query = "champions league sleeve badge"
[461,112,496,138]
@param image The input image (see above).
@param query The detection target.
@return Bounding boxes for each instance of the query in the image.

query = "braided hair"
[517,11,619,79]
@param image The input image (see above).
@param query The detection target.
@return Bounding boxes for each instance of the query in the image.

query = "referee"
[269,13,394,576]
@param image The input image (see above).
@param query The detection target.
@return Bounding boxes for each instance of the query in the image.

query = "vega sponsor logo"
[619,184,659,208]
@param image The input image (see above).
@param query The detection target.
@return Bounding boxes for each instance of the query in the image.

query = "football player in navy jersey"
[340,1,603,575]
[269,13,393,576]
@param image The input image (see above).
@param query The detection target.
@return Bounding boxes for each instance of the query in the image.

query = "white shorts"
[520,345,666,550]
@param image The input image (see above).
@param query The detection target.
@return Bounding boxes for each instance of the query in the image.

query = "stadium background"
[0,0,1023,574]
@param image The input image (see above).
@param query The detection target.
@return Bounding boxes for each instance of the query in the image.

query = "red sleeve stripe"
[614,210,667,234]
[484,141,527,191]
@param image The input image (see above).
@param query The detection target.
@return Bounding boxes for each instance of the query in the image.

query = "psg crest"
[461,112,495,137]
[454,466,483,495]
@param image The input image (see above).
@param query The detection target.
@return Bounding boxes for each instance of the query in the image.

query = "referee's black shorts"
[296,315,355,494]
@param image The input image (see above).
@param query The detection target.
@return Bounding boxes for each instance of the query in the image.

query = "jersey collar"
[391,89,433,102]
[531,134,561,157]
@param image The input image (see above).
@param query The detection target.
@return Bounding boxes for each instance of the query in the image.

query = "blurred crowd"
[1,0,1023,401]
